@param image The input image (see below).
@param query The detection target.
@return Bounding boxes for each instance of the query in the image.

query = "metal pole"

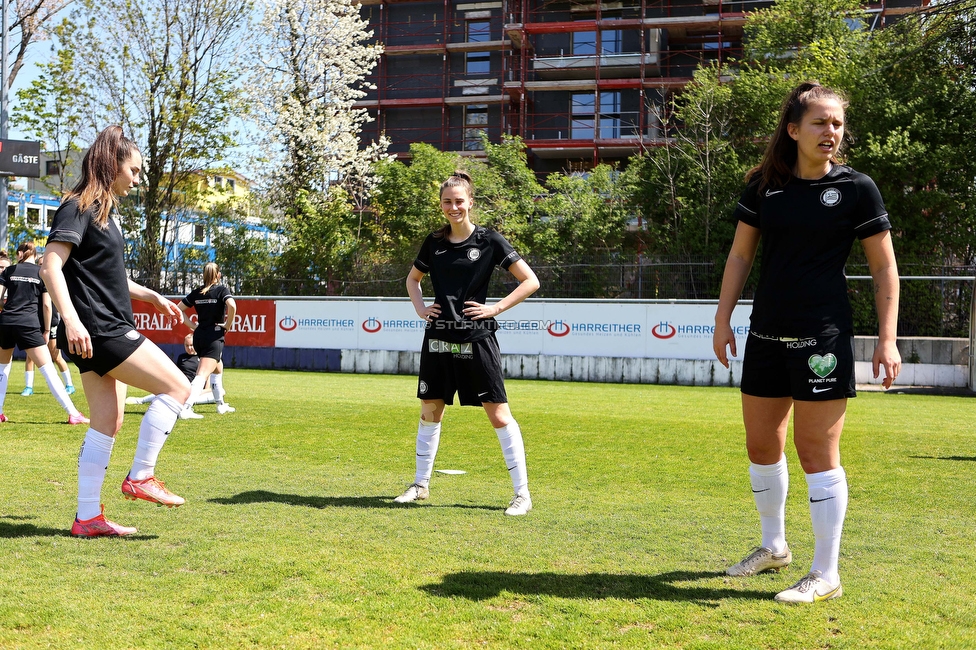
[0,0,8,252]
[970,278,975,392]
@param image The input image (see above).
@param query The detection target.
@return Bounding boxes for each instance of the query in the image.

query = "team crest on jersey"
[467,248,481,261]
[820,188,842,207]
[419,380,428,394]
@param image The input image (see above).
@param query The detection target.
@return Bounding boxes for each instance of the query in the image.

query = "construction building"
[356,0,927,175]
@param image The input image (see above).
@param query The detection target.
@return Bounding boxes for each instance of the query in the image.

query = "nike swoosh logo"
[434,250,447,255]
[810,496,836,503]
[752,488,770,493]
[813,583,842,601]
[811,387,831,393]
[765,189,784,196]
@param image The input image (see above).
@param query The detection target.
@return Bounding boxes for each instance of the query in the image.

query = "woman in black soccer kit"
[0,241,87,423]
[394,171,540,515]
[21,255,77,397]
[177,262,237,417]
[713,82,900,603]
[41,125,192,538]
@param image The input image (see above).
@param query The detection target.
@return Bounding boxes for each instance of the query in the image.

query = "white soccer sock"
[24,369,34,389]
[183,375,207,411]
[130,394,182,481]
[807,467,848,586]
[38,363,80,415]
[61,368,73,388]
[0,362,10,412]
[750,454,789,554]
[210,373,224,405]
[78,428,115,520]
[494,420,528,495]
[414,419,442,486]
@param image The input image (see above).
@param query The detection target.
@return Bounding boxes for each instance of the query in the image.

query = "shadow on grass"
[910,455,976,462]
[209,490,500,512]
[420,570,772,605]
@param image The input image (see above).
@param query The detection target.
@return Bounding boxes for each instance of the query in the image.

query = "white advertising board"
[273,299,753,360]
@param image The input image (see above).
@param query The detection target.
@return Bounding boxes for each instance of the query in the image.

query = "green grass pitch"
[0,370,974,649]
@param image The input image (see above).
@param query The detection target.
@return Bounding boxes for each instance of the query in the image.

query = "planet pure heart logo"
[808,353,838,378]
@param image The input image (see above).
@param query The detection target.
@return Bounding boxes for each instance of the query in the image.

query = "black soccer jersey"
[47,199,136,337]
[181,285,232,327]
[0,263,47,329]
[733,165,890,337]
[413,226,521,342]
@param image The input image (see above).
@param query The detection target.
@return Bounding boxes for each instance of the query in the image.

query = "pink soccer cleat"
[71,505,137,537]
[68,412,90,425]
[121,474,185,507]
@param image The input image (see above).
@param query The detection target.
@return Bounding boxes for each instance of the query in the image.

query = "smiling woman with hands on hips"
[394,170,540,516]
[712,82,900,603]
[41,125,192,538]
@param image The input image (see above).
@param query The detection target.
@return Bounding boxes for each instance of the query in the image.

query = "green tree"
[75,0,253,289]
[369,143,461,266]
[12,19,92,194]
[204,196,280,295]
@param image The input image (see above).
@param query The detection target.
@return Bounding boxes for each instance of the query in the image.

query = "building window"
[572,30,621,55]
[601,30,622,54]
[45,160,60,177]
[214,176,223,187]
[226,178,236,192]
[45,207,56,229]
[466,20,491,75]
[571,92,624,139]
[26,206,41,228]
[573,31,597,56]
[571,93,595,139]
[599,91,623,138]
[464,104,488,151]
[467,20,490,42]
[194,224,205,244]
[7,204,16,222]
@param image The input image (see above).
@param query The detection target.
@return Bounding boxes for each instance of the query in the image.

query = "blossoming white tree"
[252,0,390,216]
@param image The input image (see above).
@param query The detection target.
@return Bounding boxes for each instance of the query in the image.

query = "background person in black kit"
[393,171,540,516]
[177,262,237,419]
[41,125,192,538]
[0,241,87,424]
[126,336,229,406]
[713,82,901,603]
[21,254,77,397]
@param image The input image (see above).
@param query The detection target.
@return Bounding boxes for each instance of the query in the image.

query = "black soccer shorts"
[59,326,146,376]
[0,324,46,351]
[417,332,508,406]
[740,330,856,401]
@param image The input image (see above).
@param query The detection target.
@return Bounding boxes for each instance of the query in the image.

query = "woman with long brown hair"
[41,125,192,537]
[713,82,900,602]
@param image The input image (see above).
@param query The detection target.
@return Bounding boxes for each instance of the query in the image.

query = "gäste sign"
[0,139,41,177]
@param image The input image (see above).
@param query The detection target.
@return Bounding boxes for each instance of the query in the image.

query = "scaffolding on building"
[356,0,929,171]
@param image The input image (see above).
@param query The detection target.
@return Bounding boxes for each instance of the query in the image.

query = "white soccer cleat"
[179,408,204,420]
[774,570,842,603]
[726,545,792,577]
[125,396,143,405]
[394,483,429,503]
[504,492,532,516]
[216,403,236,414]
